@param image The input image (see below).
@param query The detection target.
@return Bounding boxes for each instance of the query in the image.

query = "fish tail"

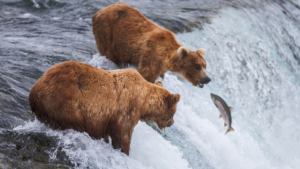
[225,127,234,135]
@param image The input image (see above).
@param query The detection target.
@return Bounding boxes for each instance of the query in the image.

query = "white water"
[15,2,300,169]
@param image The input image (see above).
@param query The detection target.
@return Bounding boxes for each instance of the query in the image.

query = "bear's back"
[29,61,119,132]
[92,2,178,65]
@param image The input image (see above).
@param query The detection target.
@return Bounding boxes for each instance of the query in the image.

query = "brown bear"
[92,2,211,88]
[29,61,180,155]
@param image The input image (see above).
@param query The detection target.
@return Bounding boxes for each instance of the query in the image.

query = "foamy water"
[12,1,300,169]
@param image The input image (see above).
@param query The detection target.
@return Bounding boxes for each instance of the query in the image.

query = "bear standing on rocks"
[92,2,211,88]
[29,61,180,155]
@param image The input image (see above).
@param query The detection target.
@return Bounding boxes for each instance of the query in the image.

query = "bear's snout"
[167,119,174,127]
[201,77,211,84]
[197,76,211,88]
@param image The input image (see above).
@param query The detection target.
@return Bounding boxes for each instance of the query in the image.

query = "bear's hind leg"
[111,135,121,150]
[103,135,109,143]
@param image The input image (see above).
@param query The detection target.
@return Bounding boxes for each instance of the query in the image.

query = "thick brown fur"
[92,2,211,86]
[29,61,180,155]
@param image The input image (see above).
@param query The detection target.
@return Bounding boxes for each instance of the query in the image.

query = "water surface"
[0,0,299,168]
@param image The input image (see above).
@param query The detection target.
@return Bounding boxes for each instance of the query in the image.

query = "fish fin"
[224,123,227,126]
[225,127,234,135]
[229,107,233,113]
[219,114,222,118]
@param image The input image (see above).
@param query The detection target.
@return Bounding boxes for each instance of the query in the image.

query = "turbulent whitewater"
[0,0,300,168]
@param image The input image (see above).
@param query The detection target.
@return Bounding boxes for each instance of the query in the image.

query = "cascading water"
[0,0,299,168]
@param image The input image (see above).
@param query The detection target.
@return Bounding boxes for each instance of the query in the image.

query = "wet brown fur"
[29,61,180,155]
[92,2,209,85]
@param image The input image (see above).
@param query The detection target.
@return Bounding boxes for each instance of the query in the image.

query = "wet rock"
[0,129,73,168]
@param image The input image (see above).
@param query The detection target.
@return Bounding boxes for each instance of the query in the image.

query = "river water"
[0,0,299,168]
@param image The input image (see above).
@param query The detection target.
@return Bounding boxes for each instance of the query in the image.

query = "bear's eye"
[196,65,201,70]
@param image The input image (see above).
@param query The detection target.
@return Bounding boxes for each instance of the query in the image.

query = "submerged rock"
[0,129,73,168]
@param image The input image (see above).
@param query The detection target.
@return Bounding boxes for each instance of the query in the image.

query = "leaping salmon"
[210,93,234,135]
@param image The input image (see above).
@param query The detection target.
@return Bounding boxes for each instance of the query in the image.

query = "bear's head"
[173,46,211,88]
[155,93,180,130]
[141,82,180,130]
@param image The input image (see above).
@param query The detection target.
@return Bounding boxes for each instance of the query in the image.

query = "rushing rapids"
[0,0,299,168]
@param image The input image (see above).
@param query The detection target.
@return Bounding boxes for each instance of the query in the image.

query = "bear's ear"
[166,93,181,109]
[196,48,206,57]
[155,81,163,87]
[177,46,190,58]
[173,93,180,103]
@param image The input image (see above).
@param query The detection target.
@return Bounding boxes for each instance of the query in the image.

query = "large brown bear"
[92,2,211,88]
[29,61,180,155]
